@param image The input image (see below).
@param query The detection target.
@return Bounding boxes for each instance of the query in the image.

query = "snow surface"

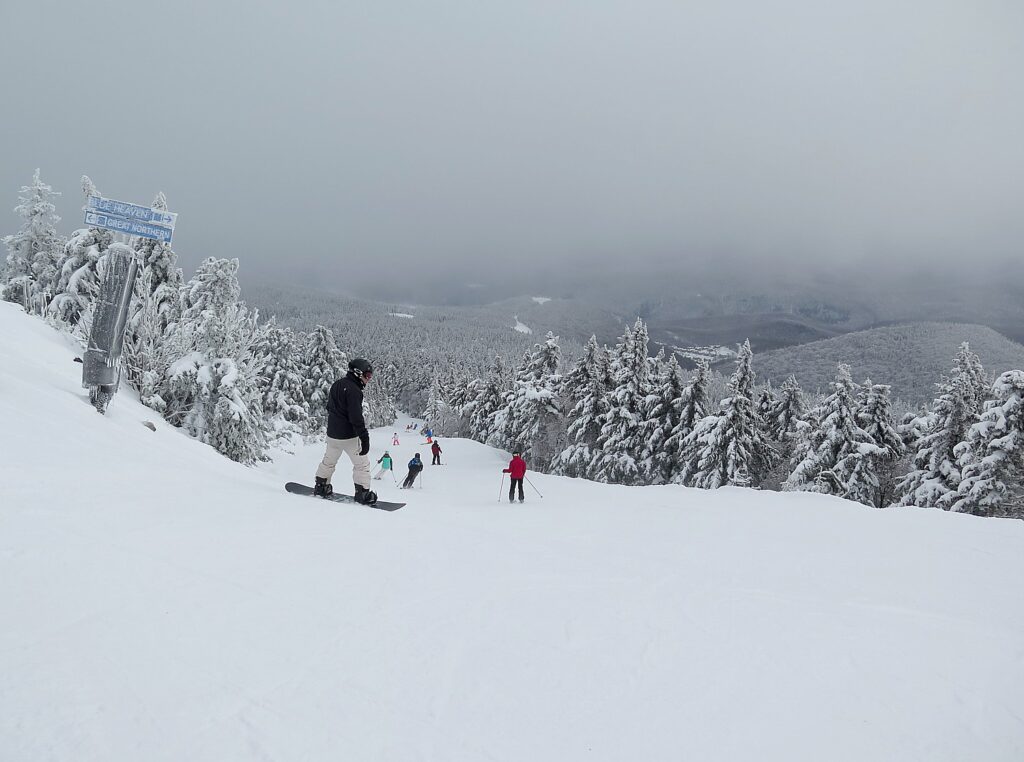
[531,296,551,304]
[2,300,1024,761]
[513,314,532,334]
[675,344,737,363]
[389,312,414,319]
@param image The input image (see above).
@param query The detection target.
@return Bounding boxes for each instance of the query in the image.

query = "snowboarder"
[424,426,434,443]
[431,440,442,465]
[402,453,424,489]
[314,358,377,505]
[375,451,394,480]
[392,433,400,446]
[504,451,527,503]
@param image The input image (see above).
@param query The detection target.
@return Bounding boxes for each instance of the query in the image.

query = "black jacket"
[326,372,368,440]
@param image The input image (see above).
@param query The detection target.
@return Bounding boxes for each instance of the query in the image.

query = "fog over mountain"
[2,1,1021,305]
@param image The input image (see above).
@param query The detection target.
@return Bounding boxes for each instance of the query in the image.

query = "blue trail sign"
[86,195,177,227]
[84,211,174,242]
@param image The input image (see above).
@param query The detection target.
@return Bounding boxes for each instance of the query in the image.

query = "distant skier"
[424,426,434,443]
[392,432,400,446]
[503,451,527,503]
[402,453,424,489]
[375,451,394,480]
[314,358,377,505]
[431,440,442,465]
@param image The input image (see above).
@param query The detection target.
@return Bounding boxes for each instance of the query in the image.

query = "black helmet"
[349,358,373,380]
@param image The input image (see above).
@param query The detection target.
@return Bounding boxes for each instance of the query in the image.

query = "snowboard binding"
[354,486,378,506]
[314,477,334,498]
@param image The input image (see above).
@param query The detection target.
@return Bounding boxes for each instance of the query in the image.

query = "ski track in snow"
[2,301,1024,761]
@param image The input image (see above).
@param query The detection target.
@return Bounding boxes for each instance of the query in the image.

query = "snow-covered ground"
[531,296,551,304]
[3,301,1024,761]
[513,314,532,334]
[674,343,737,363]
[388,312,415,319]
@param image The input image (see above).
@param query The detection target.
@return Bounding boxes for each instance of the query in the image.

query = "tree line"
[1,171,393,464]
[431,319,1024,519]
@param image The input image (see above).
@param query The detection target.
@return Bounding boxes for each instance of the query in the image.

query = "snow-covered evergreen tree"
[767,375,805,441]
[488,349,531,450]
[677,340,777,489]
[757,381,776,426]
[856,380,905,505]
[898,345,987,509]
[857,381,903,459]
[168,354,267,464]
[48,177,112,326]
[123,193,185,391]
[784,364,885,505]
[663,357,711,475]
[422,375,451,433]
[502,332,564,465]
[439,365,472,435]
[552,336,612,478]
[898,406,933,451]
[591,320,657,485]
[162,258,267,464]
[131,192,183,324]
[758,375,809,489]
[303,325,347,434]
[956,342,990,414]
[2,169,63,311]
[899,379,973,508]
[122,264,178,412]
[363,371,397,429]
[457,376,485,435]
[468,355,508,445]
[943,370,1024,518]
[48,226,113,328]
[644,353,686,484]
[257,320,311,440]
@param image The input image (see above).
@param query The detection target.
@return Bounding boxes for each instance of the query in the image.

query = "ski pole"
[525,475,544,498]
[498,473,505,502]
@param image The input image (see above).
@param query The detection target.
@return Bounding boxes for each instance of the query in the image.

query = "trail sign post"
[81,194,178,413]
[82,243,138,412]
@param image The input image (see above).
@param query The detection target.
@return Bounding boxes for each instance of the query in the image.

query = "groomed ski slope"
[2,301,1023,762]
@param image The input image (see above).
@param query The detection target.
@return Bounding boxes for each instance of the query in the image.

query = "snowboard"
[285,482,406,511]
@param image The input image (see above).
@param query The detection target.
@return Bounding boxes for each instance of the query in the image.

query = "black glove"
[358,433,370,456]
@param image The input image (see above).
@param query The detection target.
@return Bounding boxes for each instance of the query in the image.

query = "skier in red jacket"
[503,451,527,503]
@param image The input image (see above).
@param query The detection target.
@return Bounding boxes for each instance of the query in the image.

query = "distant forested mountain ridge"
[749,323,1024,403]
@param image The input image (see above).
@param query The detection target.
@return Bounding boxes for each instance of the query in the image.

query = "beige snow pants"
[315,436,372,488]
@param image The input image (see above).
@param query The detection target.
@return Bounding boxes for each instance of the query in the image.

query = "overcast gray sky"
[1,0,1021,298]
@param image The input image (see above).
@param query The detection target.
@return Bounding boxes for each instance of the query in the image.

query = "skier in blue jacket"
[402,453,424,489]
